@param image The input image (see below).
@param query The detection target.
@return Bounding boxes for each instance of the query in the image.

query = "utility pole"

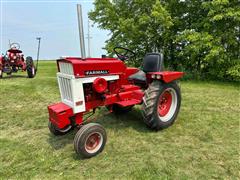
[36,37,41,61]
[86,19,92,57]
[36,37,41,70]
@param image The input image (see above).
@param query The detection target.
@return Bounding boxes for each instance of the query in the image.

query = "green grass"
[0,61,239,179]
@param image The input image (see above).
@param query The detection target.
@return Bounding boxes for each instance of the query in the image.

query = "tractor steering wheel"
[10,43,20,50]
[113,47,136,61]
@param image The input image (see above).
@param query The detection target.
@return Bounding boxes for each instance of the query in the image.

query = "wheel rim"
[85,132,103,154]
[158,88,178,122]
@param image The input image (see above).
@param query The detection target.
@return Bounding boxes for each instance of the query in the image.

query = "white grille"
[57,73,86,113]
[58,76,73,102]
[59,62,73,75]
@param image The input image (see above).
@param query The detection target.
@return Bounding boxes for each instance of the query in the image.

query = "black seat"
[142,53,164,72]
[128,53,164,82]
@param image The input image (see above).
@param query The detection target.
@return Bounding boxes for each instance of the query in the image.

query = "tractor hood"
[57,57,126,77]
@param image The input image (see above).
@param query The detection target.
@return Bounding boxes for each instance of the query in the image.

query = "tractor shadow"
[1,75,27,79]
[47,128,79,149]
[98,107,153,133]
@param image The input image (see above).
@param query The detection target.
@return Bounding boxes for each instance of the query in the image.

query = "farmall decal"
[85,70,109,75]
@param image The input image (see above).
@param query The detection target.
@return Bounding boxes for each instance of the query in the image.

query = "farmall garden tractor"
[48,47,184,158]
[0,43,36,78]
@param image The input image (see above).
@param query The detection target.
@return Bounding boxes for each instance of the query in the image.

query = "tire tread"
[142,81,181,130]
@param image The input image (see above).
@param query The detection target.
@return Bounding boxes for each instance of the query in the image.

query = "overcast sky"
[0,0,109,60]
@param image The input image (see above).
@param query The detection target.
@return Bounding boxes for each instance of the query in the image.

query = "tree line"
[89,0,240,81]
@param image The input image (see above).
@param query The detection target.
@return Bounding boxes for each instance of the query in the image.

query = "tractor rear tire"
[26,56,36,78]
[142,81,181,130]
[48,121,72,136]
[74,123,107,158]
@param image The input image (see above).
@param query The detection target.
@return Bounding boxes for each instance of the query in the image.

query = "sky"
[0,0,109,60]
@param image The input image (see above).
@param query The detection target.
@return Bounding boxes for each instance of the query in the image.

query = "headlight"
[151,74,156,78]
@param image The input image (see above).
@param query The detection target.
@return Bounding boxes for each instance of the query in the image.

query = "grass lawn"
[0,61,239,179]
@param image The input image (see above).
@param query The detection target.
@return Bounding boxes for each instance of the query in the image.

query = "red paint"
[57,58,126,77]
[93,77,107,93]
[48,103,73,129]
[131,90,145,101]
[125,67,139,77]
[121,85,140,92]
[84,89,143,110]
[85,133,101,151]
[75,113,83,125]
[147,71,184,83]
[158,90,172,116]
[116,99,142,107]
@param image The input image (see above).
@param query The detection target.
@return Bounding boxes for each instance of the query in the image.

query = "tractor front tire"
[48,121,72,136]
[142,81,181,130]
[26,56,36,78]
[74,123,107,158]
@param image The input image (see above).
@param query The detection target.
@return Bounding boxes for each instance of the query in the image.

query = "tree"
[176,0,240,80]
[89,0,240,81]
[89,0,173,66]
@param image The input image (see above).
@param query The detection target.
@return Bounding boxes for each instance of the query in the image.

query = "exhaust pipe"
[77,4,86,59]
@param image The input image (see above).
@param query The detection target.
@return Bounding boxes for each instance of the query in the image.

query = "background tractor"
[48,47,184,158]
[0,43,36,78]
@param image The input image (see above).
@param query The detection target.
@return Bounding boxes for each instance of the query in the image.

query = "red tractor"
[48,47,184,158]
[0,43,36,78]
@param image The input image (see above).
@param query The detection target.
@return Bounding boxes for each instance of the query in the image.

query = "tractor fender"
[147,71,184,83]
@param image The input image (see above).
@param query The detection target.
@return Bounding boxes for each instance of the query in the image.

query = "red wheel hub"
[85,133,101,151]
[158,90,172,117]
